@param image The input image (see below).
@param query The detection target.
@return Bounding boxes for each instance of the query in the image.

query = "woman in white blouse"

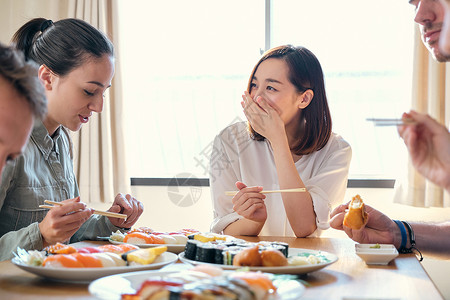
[210,45,352,237]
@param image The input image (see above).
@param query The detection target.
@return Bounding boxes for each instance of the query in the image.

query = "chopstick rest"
[39,200,127,219]
[225,187,306,196]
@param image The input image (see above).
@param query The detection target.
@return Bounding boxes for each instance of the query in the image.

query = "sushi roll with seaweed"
[184,239,201,260]
[194,242,216,263]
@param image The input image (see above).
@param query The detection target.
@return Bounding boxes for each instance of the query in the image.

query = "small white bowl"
[355,244,399,265]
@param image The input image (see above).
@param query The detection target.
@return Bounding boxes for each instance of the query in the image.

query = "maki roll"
[184,239,201,260]
[272,242,289,257]
[195,242,216,263]
[222,246,243,265]
[213,241,235,264]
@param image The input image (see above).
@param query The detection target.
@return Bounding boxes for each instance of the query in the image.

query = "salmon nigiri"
[116,243,139,253]
[72,253,103,268]
[97,244,124,254]
[123,232,154,244]
[44,242,77,254]
[43,254,84,268]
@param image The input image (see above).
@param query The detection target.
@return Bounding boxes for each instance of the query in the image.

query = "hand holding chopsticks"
[225,187,306,196]
[40,200,127,219]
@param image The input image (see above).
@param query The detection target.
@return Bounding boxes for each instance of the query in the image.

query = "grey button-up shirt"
[0,120,122,261]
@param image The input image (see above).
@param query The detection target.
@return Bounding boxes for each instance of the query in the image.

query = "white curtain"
[394,26,450,207]
[68,0,130,203]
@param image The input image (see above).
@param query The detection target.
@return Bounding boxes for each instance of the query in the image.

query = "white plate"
[179,248,337,274]
[89,268,305,300]
[355,244,399,265]
[11,252,178,282]
[109,239,185,254]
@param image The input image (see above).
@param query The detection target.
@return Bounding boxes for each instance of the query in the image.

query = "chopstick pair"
[225,187,306,196]
[39,200,127,219]
[366,118,417,127]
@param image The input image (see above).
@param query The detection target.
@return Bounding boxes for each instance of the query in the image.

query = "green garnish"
[370,243,381,249]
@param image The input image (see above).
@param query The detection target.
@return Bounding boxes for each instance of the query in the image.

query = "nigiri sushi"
[77,246,103,254]
[116,243,140,253]
[97,244,124,254]
[169,234,188,245]
[44,242,77,254]
[149,234,165,244]
[43,254,85,268]
[123,232,154,244]
[72,253,103,268]
[228,271,277,299]
[96,244,138,254]
[42,252,126,268]
[159,234,177,244]
[92,252,126,267]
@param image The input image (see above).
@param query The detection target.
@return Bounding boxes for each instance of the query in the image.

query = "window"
[118,0,414,182]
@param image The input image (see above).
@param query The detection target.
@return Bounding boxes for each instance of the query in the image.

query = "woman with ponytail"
[0,18,143,260]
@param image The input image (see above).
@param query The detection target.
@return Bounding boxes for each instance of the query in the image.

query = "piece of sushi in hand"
[123,232,154,244]
[343,194,368,230]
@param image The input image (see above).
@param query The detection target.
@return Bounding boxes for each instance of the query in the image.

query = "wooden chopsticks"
[366,118,417,126]
[39,200,127,219]
[225,187,306,196]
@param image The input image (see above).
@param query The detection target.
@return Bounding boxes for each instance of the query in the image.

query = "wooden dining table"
[0,236,443,300]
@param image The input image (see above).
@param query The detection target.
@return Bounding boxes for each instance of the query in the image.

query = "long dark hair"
[12,18,114,76]
[247,45,332,155]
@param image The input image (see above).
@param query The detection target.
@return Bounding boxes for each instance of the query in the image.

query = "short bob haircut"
[247,45,332,155]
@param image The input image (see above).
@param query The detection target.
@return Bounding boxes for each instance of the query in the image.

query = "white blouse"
[209,122,352,237]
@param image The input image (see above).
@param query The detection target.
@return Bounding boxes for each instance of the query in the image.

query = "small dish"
[355,244,399,265]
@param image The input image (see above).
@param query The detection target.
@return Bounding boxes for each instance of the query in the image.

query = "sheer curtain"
[394,26,450,207]
[68,0,130,204]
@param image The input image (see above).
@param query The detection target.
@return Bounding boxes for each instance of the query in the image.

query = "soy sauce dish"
[355,244,399,265]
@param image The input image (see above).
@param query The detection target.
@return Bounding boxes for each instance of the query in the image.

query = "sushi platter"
[10,243,178,282]
[178,248,338,274]
[12,252,178,282]
[89,264,306,300]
